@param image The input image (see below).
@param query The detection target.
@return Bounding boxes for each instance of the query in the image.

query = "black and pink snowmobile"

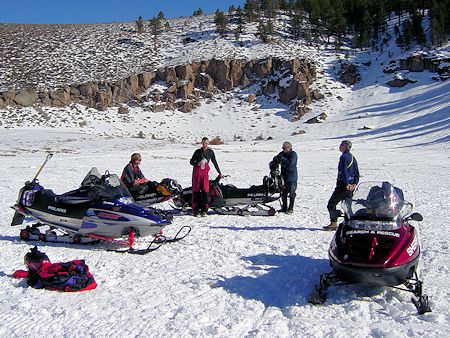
[172,169,283,216]
[11,155,190,254]
[309,182,431,314]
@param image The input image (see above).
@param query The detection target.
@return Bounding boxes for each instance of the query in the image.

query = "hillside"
[1,14,447,144]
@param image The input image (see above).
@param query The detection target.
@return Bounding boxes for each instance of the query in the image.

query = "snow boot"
[323,221,338,231]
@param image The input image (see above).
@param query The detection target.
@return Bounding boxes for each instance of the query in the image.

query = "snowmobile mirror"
[406,212,423,222]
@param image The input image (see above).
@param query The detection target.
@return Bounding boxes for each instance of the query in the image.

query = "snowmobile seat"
[219,184,267,199]
[30,189,90,219]
[55,194,95,205]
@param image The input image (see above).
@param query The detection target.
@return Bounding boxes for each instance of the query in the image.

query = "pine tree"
[262,0,278,19]
[429,0,447,46]
[411,12,425,46]
[157,11,165,20]
[234,26,241,43]
[244,0,260,22]
[278,0,290,11]
[257,19,271,43]
[289,10,303,40]
[135,15,144,33]
[329,0,346,48]
[193,8,203,16]
[214,10,228,37]
[149,17,162,54]
[236,6,245,34]
[397,18,413,50]
[266,19,274,36]
[308,0,321,26]
[353,6,371,49]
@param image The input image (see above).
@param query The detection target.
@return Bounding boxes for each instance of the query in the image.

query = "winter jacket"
[190,148,221,174]
[120,163,145,188]
[273,150,298,183]
[337,151,359,185]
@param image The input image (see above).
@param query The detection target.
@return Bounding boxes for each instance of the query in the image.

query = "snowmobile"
[309,181,431,314]
[132,178,183,208]
[172,168,284,216]
[11,154,190,254]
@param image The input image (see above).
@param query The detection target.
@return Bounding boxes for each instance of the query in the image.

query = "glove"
[274,155,282,164]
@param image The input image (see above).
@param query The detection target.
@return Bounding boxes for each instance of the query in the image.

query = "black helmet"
[24,246,50,272]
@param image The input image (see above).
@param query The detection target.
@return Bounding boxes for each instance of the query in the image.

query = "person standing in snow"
[271,141,298,214]
[120,153,149,194]
[323,140,360,231]
[190,137,223,217]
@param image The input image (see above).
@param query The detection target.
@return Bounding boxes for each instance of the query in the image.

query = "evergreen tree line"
[211,0,449,49]
[135,11,170,54]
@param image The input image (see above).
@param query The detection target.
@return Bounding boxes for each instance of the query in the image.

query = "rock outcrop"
[0,57,317,114]
[339,62,360,85]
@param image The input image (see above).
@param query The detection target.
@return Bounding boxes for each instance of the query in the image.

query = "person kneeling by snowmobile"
[271,141,298,214]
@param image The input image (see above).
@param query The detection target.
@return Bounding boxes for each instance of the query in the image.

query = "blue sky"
[0,1,246,24]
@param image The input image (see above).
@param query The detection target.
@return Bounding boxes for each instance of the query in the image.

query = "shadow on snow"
[213,253,329,308]
[209,225,323,232]
[324,81,450,146]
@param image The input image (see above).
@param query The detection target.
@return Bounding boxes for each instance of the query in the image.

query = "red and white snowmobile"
[309,181,431,314]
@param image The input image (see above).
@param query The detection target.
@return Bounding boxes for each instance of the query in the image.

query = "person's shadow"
[213,253,329,308]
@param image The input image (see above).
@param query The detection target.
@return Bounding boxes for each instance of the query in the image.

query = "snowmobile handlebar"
[213,174,229,183]
[31,153,53,183]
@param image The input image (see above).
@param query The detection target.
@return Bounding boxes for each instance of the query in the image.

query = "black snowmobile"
[11,154,190,254]
[131,178,183,208]
[309,182,431,314]
[172,168,283,216]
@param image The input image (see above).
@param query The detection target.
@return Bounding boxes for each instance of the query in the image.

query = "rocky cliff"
[0,56,318,118]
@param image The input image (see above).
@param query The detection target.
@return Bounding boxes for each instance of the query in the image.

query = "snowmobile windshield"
[98,173,132,199]
[80,169,133,201]
[80,168,102,187]
[342,182,412,230]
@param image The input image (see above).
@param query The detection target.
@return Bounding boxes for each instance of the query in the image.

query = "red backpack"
[13,246,97,292]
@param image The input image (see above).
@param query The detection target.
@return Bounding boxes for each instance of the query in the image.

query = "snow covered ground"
[1,12,450,338]
[0,71,449,337]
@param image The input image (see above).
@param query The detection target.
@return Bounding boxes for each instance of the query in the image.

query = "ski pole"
[32,153,54,182]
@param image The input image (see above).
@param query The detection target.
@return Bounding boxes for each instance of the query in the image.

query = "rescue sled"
[309,182,431,314]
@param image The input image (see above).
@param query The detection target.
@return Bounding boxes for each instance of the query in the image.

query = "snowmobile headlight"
[118,197,134,205]
[348,220,400,231]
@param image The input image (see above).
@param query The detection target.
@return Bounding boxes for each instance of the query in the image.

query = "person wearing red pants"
[190,137,224,217]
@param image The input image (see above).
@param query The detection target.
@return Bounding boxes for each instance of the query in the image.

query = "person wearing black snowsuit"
[271,141,298,213]
[121,153,149,195]
[324,140,360,230]
[190,137,223,216]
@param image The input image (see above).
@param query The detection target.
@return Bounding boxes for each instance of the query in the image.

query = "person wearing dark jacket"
[190,137,223,217]
[271,141,298,214]
[323,140,360,231]
[121,153,149,194]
